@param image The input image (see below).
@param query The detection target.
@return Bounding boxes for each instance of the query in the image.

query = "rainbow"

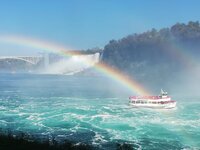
[165,41,198,69]
[0,35,150,95]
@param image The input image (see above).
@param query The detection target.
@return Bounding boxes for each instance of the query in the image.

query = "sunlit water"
[0,74,199,149]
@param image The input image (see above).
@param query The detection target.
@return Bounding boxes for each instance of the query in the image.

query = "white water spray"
[43,53,100,75]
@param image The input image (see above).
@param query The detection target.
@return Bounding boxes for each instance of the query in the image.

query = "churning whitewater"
[0,74,199,149]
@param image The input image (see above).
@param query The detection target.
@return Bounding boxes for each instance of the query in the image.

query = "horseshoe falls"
[43,53,100,75]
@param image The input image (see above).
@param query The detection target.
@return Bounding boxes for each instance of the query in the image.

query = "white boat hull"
[129,101,176,109]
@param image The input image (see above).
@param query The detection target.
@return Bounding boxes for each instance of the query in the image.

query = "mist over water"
[164,64,200,98]
[43,53,100,75]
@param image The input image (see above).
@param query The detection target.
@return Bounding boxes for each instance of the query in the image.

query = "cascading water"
[43,53,100,75]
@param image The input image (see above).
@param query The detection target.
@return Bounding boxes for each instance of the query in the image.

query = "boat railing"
[129,96,170,100]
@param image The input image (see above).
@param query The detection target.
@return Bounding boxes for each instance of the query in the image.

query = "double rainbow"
[0,35,150,95]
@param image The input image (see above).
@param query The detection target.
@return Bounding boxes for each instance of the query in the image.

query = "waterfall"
[43,53,100,75]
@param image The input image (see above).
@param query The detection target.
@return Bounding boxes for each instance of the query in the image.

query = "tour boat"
[129,89,176,109]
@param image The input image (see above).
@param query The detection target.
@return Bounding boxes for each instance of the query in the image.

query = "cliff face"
[101,21,200,82]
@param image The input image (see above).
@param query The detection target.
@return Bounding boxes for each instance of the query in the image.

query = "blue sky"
[0,0,200,55]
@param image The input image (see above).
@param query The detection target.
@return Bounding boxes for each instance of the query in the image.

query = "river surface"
[0,74,199,149]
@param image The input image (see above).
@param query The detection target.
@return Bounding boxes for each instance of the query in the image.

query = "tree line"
[101,21,200,81]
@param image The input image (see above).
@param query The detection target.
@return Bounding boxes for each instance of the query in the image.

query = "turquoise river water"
[0,74,199,149]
